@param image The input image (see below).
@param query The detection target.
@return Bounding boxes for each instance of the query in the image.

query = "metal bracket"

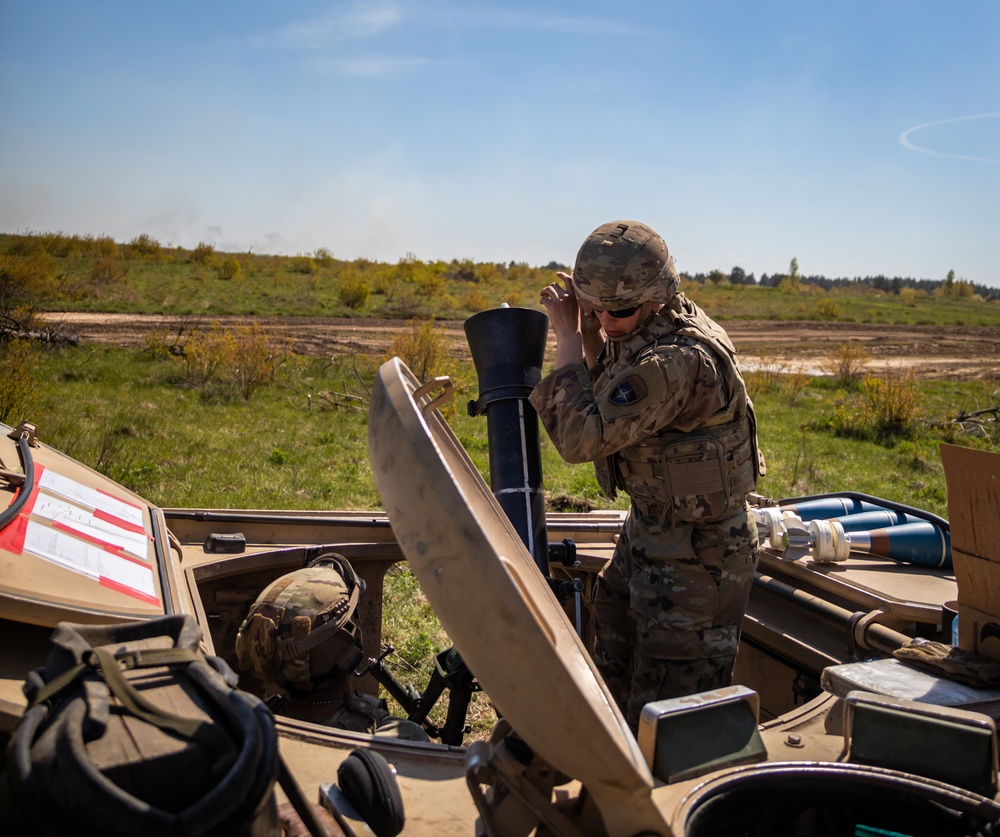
[8,421,39,447]
[413,376,455,415]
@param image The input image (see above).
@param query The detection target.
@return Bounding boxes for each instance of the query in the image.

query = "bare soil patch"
[42,313,1000,382]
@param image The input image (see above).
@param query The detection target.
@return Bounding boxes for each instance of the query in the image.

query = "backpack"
[0,614,281,836]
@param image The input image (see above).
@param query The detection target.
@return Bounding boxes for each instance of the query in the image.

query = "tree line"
[690,262,997,300]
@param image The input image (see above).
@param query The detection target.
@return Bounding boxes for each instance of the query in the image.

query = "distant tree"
[778,258,801,292]
[942,269,956,297]
[729,266,747,285]
[707,269,729,285]
[954,279,974,298]
[447,259,477,283]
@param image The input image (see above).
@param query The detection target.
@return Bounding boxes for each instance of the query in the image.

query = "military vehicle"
[1,306,998,836]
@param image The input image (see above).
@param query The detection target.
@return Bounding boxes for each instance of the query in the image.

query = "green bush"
[0,338,41,423]
[177,319,293,400]
[90,256,128,286]
[387,318,448,382]
[127,233,162,259]
[824,372,919,442]
[190,242,216,264]
[0,253,60,330]
[812,298,843,319]
[824,342,871,390]
[288,255,316,274]
[215,256,242,281]
[337,271,370,310]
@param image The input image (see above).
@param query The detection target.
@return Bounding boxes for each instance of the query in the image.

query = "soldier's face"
[595,305,645,338]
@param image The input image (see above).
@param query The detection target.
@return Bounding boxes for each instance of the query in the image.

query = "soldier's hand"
[540,273,581,337]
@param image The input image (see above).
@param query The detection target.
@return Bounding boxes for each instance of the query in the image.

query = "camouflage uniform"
[270,691,429,741]
[531,223,764,731]
[236,556,429,742]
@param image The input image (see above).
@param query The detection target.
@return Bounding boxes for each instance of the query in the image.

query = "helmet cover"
[571,220,679,309]
[235,554,364,691]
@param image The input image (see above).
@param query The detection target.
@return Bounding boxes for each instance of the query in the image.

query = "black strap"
[91,647,237,779]
[28,646,238,781]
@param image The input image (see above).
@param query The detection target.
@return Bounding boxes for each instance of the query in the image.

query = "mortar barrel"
[465,306,550,577]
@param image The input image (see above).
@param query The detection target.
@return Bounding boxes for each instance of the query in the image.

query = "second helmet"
[235,554,365,692]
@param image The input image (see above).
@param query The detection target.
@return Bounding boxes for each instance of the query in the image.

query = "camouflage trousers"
[592,505,758,732]
[279,691,430,742]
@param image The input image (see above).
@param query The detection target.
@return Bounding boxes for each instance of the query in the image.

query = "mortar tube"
[465,306,551,577]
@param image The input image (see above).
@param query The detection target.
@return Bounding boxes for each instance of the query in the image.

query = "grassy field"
[4,231,1000,326]
[14,342,1000,518]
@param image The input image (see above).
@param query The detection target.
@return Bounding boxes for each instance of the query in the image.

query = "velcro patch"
[601,355,672,420]
[610,376,647,406]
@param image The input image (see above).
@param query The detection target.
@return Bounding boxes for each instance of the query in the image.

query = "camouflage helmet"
[235,553,366,692]
[571,220,679,309]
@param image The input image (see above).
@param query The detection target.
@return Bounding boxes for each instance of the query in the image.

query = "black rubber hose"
[0,433,34,531]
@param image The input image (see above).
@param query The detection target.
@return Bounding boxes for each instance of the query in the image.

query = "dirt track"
[41,312,1000,382]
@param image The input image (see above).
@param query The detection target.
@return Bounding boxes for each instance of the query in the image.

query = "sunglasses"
[593,304,640,319]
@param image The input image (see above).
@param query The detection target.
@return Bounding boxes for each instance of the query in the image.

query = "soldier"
[235,554,429,742]
[530,220,765,732]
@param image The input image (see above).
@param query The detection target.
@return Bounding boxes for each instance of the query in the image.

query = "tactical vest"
[594,295,765,523]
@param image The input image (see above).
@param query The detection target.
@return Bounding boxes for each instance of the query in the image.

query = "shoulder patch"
[610,375,647,406]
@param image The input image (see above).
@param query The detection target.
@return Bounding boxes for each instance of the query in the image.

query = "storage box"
[941,444,1000,659]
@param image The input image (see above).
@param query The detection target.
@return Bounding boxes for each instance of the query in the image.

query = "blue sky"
[2,1,998,286]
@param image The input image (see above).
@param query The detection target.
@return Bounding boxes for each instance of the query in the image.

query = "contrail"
[899,112,1000,163]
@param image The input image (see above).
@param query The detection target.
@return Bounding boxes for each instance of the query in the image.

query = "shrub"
[824,372,919,442]
[447,259,478,283]
[82,235,118,258]
[415,268,445,298]
[128,233,162,258]
[190,242,216,264]
[337,270,370,310]
[861,372,919,440]
[743,352,789,397]
[229,321,293,400]
[288,255,316,274]
[0,253,60,331]
[142,327,176,359]
[180,323,233,385]
[388,318,448,381]
[824,342,871,390]
[215,256,242,281]
[461,287,491,313]
[812,298,843,319]
[777,275,801,293]
[0,338,41,423]
[178,319,292,400]
[90,256,128,286]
